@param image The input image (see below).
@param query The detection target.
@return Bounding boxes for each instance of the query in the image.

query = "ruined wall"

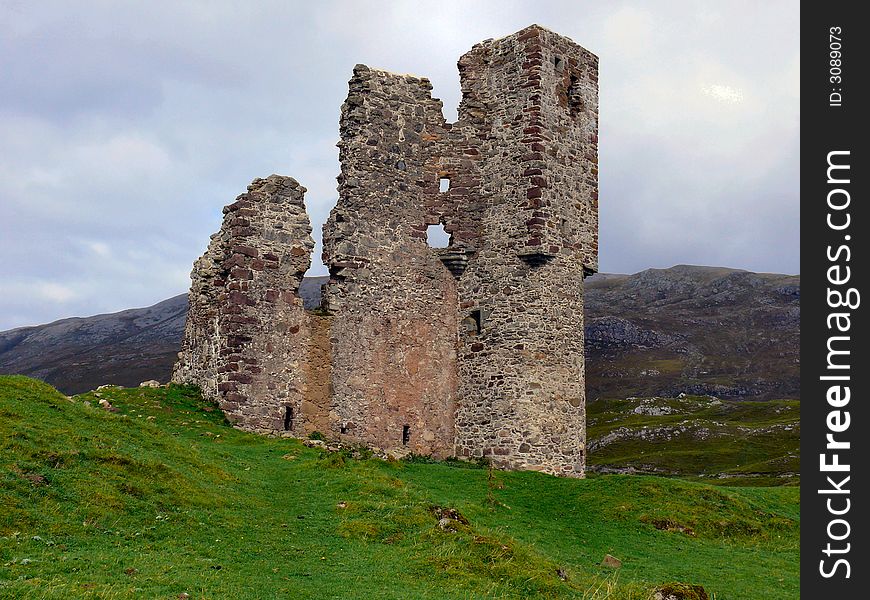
[322,66,459,457]
[175,25,598,477]
[172,175,318,434]
[321,25,598,474]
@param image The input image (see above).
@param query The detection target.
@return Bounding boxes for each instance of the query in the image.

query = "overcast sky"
[0,0,799,330]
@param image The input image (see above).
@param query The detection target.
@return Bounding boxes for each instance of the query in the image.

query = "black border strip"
[802,2,868,595]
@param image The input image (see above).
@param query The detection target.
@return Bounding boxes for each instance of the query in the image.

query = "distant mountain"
[0,267,798,400]
[0,277,327,394]
[0,294,187,395]
[584,265,799,401]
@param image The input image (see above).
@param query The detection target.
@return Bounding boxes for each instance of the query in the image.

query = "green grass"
[1,376,799,599]
[587,396,800,486]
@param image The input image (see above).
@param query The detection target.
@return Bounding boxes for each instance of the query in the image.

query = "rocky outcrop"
[586,394,800,480]
[585,316,677,351]
[584,265,800,401]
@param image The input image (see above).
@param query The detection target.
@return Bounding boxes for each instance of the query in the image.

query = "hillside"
[0,266,799,401]
[0,278,327,394]
[586,395,799,486]
[584,265,799,402]
[0,295,188,396]
[0,376,799,599]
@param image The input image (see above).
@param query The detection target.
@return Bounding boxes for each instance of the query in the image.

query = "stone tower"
[450,26,598,476]
[174,25,598,477]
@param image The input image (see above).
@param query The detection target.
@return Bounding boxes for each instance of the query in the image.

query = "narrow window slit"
[283,406,295,431]
[402,425,411,445]
[463,309,482,336]
[568,75,584,116]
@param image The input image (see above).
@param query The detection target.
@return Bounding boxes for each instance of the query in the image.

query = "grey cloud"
[0,26,245,122]
[0,0,799,330]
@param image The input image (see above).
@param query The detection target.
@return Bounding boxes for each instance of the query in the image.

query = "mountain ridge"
[0,267,799,400]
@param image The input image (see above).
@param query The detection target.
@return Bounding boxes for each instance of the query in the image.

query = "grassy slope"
[0,377,798,599]
[587,396,800,487]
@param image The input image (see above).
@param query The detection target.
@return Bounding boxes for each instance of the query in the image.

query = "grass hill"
[1,376,799,599]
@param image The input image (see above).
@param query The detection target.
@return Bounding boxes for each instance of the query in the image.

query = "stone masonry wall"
[452,27,598,476]
[322,66,459,458]
[175,25,598,477]
[172,175,317,434]
[320,26,597,474]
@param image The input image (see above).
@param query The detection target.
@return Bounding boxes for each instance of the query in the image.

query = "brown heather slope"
[584,265,799,401]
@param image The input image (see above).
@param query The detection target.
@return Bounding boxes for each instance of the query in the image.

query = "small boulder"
[438,517,459,532]
[653,583,709,600]
[139,380,161,388]
[385,447,411,461]
[431,506,469,525]
[601,554,622,568]
[432,506,469,532]
[98,398,120,413]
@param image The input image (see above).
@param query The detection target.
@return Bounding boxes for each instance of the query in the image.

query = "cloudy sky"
[0,0,799,330]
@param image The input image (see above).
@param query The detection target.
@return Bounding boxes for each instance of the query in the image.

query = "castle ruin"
[172,25,599,477]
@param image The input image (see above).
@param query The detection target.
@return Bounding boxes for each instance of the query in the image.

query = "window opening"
[462,309,482,336]
[426,223,451,248]
[568,75,584,116]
